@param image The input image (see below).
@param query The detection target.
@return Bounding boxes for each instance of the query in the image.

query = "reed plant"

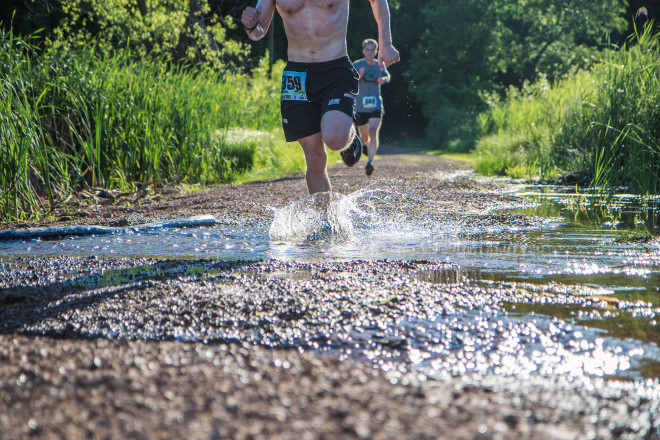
[1,28,298,221]
[0,30,72,220]
[475,24,660,195]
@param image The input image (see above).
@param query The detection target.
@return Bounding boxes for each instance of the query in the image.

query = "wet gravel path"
[1,149,659,439]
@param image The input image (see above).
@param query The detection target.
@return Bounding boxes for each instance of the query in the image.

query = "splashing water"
[269,187,461,243]
[269,191,356,242]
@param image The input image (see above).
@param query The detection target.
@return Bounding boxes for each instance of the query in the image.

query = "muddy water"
[1,187,659,380]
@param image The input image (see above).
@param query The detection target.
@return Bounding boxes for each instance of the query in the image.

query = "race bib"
[281,71,307,101]
[362,96,378,109]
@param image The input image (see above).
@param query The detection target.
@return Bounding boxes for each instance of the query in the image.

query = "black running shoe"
[340,135,362,167]
[362,143,368,156]
[365,160,375,176]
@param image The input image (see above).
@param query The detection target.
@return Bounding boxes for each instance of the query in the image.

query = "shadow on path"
[0,258,254,339]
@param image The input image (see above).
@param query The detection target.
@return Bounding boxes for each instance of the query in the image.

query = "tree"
[49,0,249,71]
[410,0,628,148]
[1,1,66,38]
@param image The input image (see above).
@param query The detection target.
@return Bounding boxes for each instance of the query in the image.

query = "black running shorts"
[355,109,384,127]
[280,56,358,142]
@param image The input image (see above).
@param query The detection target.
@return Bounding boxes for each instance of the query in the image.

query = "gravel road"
[1,147,659,439]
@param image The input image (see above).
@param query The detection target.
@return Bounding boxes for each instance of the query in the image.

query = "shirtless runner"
[241,0,400,194]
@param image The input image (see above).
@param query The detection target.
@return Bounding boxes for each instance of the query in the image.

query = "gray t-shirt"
[354,58,388,113]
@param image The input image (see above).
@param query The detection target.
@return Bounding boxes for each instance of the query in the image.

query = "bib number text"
[281,71,307,101]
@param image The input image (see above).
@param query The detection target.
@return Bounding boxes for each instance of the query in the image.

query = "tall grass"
[1,29,300,221]
[475,24,660,195]
[0,31,71,220]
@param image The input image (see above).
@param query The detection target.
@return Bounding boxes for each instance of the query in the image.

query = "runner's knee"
[321,110,354,151]
[323,130,352,152]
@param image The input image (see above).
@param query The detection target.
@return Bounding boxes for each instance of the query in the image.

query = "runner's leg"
[358,123,370,147]
[298,132,331,194]
[367,117,382,161]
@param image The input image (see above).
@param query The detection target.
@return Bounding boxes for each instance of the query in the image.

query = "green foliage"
[475,72,593,178]
[0,28,79,219]
[0,0,65,37]
[0,28,289,221]
[408,0,492,148]
[51,0,249,71]
[475,24,660,195]
[409,0,628,149]
[615,227,656,243]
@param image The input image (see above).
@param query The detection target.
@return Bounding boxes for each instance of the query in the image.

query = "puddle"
[516,187,660,231]
[1,186,659,380]
[0,222,270,260]
[330,309,660,381]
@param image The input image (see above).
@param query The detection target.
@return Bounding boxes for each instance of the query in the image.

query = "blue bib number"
[363,96,378,109]
[281,71,307,101]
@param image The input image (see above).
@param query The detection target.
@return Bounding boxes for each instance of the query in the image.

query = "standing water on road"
[1,185,659,379]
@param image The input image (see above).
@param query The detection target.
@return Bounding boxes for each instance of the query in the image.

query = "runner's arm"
[368,0,400,69]
[241,0,276,41]
[380,67,391,84]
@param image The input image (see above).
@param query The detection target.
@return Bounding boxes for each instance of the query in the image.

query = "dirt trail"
[1,144,492,231]
[1,146,659,439]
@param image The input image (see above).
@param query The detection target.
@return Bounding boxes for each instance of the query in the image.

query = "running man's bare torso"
[275,0,350,62]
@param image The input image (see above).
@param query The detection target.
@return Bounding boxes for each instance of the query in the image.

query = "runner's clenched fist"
[377,43,399,71]
[241,6,261,30]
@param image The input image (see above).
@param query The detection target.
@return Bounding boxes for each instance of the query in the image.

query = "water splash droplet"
[269,192,355,242]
